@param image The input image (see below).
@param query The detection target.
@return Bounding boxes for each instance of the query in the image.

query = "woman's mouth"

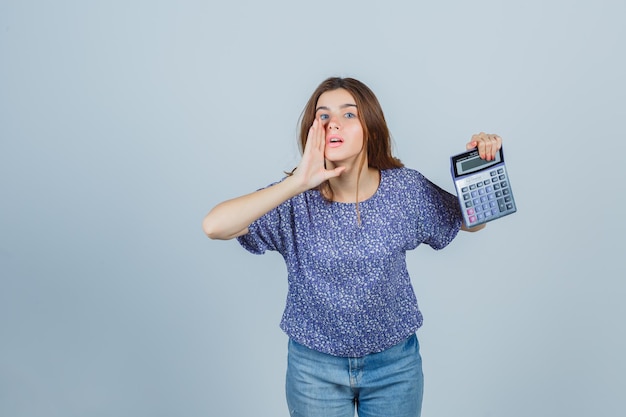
[327,135,343,147]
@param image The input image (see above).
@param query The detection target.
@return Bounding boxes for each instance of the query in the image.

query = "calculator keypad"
[460,167,515,225]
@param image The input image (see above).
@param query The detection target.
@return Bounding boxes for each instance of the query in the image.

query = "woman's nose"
[327,117,340,130]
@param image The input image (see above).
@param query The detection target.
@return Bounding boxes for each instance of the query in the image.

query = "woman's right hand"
[292,117,346,190]
[203,117,346,240]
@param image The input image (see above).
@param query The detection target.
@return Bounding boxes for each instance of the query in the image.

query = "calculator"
[450,147,516,227]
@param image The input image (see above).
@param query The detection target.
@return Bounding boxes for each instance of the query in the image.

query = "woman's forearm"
[202,175,307,240]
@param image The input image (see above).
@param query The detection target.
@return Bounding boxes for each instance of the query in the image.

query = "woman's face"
[315,88,365,166]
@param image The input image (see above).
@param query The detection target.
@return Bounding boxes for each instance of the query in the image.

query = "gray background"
[1,1,624,416]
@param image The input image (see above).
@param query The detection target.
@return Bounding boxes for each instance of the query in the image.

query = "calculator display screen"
[462,156,495,171]
[453,149,502,176]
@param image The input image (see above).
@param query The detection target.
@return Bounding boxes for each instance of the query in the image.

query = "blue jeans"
[286,334,423,417]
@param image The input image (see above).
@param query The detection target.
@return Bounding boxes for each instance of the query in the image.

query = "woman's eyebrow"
[315,103,358,112]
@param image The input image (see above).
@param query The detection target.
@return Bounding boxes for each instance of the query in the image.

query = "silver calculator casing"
[450,147,516,227]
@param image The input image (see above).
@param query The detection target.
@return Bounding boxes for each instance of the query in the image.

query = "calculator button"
[463,193,470,200]
[492,178,498,183]
[486,186,493,193]
[484,180,490,186]
[500,181,508,187]
[473,198,480,206]
[490,171,497,177]
[502,188,510,196]
[462,186,468,192]
[497,168,504,174]
[506,203,514,210]
[493,184,500,190]
[477,182,483,188]
[499,175,506,181]
[498,199,506,212]
[469,215,477,223]
[470,184,476,190]
[467,208,475,215]
[471,191,478,198]
[478,189,485,195]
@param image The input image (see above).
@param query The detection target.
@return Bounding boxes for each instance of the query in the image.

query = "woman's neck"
[327,164,380,203]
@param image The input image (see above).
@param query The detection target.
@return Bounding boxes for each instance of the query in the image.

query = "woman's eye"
[345,112,356,119]
[319,114,329,120]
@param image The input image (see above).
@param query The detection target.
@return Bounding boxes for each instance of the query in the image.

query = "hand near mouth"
[293,117,346,191]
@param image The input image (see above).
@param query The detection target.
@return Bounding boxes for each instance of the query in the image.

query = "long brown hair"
[297,77,403,204]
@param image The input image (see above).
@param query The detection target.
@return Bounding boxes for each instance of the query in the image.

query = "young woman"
[203,77,502,417]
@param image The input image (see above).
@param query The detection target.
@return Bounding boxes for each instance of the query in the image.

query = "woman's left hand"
[466,132,502,161]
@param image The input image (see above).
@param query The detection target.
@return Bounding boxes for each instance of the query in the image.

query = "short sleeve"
[416,175,463,250]
[236,180,292,255]
[237,211,281,255]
